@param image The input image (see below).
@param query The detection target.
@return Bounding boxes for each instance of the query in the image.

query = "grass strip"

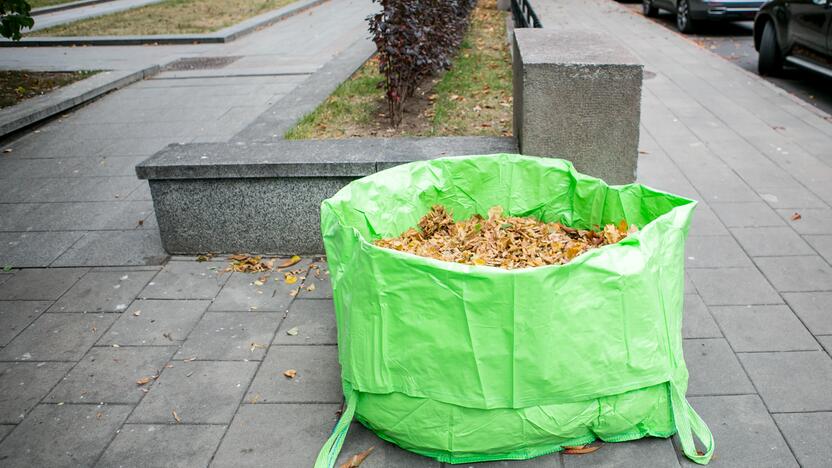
[34,0,298,36]
[0,70,99,109]
[285,0,512,139]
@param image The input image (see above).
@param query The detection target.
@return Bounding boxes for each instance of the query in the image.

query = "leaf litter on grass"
[375,205,636,269]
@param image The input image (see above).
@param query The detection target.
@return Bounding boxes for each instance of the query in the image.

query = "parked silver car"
[643,0,765,33]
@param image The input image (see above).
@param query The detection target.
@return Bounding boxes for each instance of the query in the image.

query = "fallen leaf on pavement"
[284,274,298,285]
[132,310,141,317]
[283,369,297,379]
[278,255,302,269]
[306,283,316,292]
[136,375,158,386]
[183,356,196,362]
[563,445,600,455]
[228,254,271,273]
[286,327,299,336]
[250,342,267,352]
[195,253,214,262]
[791,212,802,221]
[339,446,375,468]
[172,409,181,424]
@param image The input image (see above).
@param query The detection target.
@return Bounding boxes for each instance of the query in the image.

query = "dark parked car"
[643,0,765,33]
[755,0,832,77]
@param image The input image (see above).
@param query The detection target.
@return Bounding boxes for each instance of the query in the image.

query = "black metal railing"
[511,0,542,28]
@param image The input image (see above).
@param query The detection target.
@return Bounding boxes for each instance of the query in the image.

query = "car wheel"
[643,0,659,17]
[758,20,783,76]
[676,0,696,34]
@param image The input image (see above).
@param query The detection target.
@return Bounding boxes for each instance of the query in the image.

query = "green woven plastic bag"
[315,154,713,466]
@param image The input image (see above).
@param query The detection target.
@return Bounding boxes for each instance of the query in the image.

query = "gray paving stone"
[739,351,832,412]
[688,204,730,236]
[819,335,832,354]
[778,208,832,235]
[0,178,51,203]
[299,261,332,299]
[98,300,208,346]
[711,202,786,228]
[684,272,697,295]
[49,270,155,313]
[31,177,143,204]
[0,232,85,268]
[683,339,754,396]
[209,272,296,312]
[562,437,677,468]
[211,403,339,468]
[0,424,12,441]
[682,295,721,339]
[784,292,832,335]
[0,403,131,468]
[139,260,229,300]
[710,305,818,352]
[0,273,11,286]
[756,186,827,209]
[96,424,226,468]
[730,226,815,257]
[0,362,73,423]
[773,412,832,468]
[52,230,168,267]
[46,346,176,404]
[27,201,153,231]
[246,345,341,403]
[335,421,444,467]
[174,312,281,361]
[688,268,782,306]
[685,236,751,268]
[0,301,50,346]
[0,313,116,361]
[805,235,832,264]
[129,360,257,424]
[0,268,86,300]
[274,300,337,345]
[681,395,797,467]
[755,256,832,292]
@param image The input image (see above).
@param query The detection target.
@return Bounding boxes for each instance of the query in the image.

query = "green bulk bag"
[315,154,713,466]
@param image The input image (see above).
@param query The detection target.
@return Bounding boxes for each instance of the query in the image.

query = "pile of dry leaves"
[375,205,636,269]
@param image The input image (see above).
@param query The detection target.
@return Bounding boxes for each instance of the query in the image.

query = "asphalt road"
[621,2,832,115]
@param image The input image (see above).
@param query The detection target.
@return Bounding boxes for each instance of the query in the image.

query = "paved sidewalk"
[0,0,374,268]
[0,0,831,467]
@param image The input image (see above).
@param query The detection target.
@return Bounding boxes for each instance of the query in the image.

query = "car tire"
[676,0,696,34]
[758,20,783,76]
[643,0,659,17]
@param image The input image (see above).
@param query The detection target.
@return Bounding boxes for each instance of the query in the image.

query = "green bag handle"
[314,384,713,466]
[670,383,714,465]
[314,389,358,468]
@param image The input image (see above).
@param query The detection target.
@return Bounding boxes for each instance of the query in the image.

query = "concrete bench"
[513,28,643,184]
[136,137,516,254]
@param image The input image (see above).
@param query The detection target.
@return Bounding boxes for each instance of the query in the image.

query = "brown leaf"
[563,444,601,455]
[136,375,157,386]
[283,369,297,379]
[172,409,181,424]
[339,446,375,468]
[791,212,802,221]
[278,255,302,269]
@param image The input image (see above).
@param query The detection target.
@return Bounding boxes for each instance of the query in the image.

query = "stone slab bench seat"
[136,137,517,254]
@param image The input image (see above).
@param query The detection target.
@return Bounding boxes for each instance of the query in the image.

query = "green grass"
[34,0,298,36]
[30,0,79,8]
[285,0,512,139]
